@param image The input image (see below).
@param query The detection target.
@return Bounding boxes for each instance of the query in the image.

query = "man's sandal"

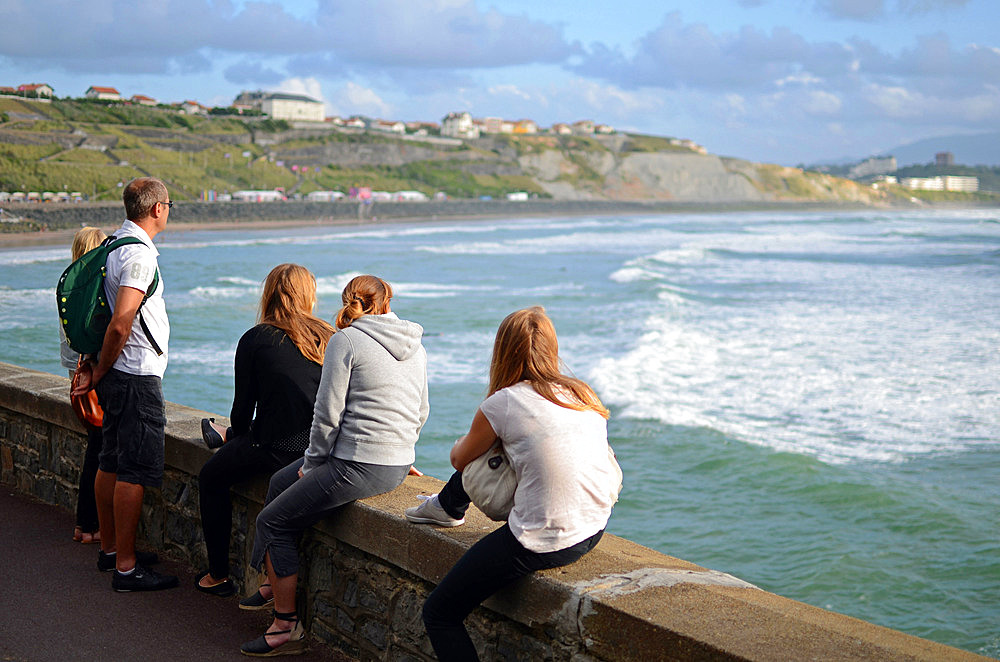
[239,583,275,611]
[240,611,306,657]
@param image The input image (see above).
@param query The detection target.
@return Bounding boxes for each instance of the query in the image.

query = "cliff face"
[253,129,884,203]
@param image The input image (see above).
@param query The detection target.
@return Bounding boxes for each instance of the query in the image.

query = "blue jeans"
[422,507,605,661]
[250,456,409,577]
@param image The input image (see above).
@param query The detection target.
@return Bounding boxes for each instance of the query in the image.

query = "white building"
[232,190,286,202]
[234,91,324,122]
[901,177,944,191]
[260,93,324,122]
[85,86,121,101]
[306,190,345,202]
[442,112,480,139]
[372,120,406,134]
[394,190,429,201]
[180,100,209,115]
[18,83,53,99]
[943,176,979,192]
[901,176,979,192]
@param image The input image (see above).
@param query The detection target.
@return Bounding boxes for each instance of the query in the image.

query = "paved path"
[0,487,352,661]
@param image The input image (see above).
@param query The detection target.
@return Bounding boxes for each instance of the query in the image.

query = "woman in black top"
[195,264,335,597]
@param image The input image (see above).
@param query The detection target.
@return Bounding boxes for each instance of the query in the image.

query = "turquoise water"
[1,209,998,657]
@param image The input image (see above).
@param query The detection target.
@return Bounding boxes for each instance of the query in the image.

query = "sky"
[1,0,998,165]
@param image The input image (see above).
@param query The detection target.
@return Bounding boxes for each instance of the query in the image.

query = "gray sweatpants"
[251,456,409,577]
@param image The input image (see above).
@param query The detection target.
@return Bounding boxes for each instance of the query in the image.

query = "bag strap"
[107,235,163,356]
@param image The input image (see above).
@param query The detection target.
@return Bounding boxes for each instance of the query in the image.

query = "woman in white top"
[407,306,620,662]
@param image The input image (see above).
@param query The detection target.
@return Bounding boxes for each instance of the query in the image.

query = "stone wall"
[3,199,850,232]
[0,361,987,662]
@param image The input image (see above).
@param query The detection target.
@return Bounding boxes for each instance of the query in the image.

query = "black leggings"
[198,433,300,579]
[422,472,604,661]
[75,426,102,533]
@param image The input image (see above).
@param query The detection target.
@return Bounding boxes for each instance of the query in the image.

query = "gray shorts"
[95,368,166,487]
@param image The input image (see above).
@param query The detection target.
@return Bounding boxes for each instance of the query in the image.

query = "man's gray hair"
[123,177,168,221]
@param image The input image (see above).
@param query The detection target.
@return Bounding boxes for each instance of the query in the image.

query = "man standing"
[72,177,177,591]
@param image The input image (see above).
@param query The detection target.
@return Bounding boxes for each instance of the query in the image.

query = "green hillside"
[1,97,968,208]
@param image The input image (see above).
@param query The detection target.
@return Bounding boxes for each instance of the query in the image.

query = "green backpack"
[56,236,161,356]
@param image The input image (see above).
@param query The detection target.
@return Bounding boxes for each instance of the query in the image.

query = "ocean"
[1,208,998,657]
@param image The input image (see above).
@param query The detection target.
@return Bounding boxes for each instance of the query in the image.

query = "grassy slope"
[3,98,992,204]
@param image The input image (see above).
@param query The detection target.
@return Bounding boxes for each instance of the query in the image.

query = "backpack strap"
[107,235,164,356]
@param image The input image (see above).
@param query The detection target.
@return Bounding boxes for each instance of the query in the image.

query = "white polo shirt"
[102,220,169,378]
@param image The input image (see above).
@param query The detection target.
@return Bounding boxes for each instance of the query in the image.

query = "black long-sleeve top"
[230,324,323,447]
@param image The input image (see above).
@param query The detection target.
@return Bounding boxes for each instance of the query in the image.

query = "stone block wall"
[0,362,987,661]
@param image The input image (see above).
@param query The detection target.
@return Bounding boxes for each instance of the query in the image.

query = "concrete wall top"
[0,361,987,662]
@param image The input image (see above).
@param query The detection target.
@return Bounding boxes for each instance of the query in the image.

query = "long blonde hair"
[258,264,335,364]
[71,227,107,261]
[488,306,609,419]
[335,275,392,329]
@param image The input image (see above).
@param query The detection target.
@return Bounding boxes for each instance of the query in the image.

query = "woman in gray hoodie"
[240,275,428,657]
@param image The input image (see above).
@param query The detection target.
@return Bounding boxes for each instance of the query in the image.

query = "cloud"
[816,0,886,20]
[862,84,926,118]
[803,90,843,114]
[0,0,323,73]
[0,0,576,75]
[276,77,326,104]
[328,82,393,118]
[574,13,853,91]
[487,84,535,102]
[224,61,287,85]
[895,0,971,14]
[310,0,578,68]
[816,0,969,19]
[573,13,999,132]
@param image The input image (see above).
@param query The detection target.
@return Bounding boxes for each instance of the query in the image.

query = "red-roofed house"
[180,100,209,115]
[18,83,53,99]
[0,86,16,95]
[86,86,121,101]
[130,94,157,106]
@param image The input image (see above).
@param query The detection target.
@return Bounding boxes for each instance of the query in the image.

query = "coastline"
[1,197,992,249]
[0,216,375,248]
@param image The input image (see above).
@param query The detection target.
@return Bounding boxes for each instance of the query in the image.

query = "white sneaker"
[405,494,465,527]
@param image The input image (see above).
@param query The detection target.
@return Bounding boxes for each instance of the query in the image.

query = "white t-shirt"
[102,220,169,378]
[479,381,618,553]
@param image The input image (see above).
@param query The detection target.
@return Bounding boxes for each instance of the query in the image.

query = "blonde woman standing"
[61,226,108,544]
[406,307,620,662]
[240,275,428,657]
[196,264,335,598]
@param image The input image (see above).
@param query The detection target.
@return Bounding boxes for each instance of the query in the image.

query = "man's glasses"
[161,200,174,208]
